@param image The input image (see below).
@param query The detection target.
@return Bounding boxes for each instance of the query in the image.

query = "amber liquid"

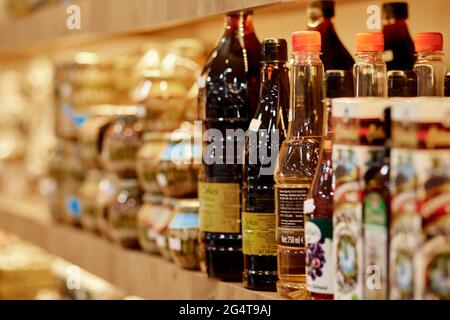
[198,12,260,281]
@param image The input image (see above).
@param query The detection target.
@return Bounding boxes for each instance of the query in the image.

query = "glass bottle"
[274,31,324,299]
[414,32,446,97]
[304,102,333,300]
[325,70,354,98]
[307,0,354,71]
[198,11,261,281]
[354,32,388,97]
[382,2,415,71]
[242,38,290,291]
[362,108,390,300]
[446,71,450,97]
[387,70,417,97]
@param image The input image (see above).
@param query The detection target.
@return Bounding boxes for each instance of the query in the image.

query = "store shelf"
[0,0,295,55]
[0,195,280,300]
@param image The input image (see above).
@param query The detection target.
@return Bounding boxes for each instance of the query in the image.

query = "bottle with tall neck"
[198,11,261,281]
[307,0,354,71]
[354,32,388,97]
[242,39,290,291]
[382,2,415,71]
[274,31,325,299]
[414,32,446,97]
[304,102,334,300]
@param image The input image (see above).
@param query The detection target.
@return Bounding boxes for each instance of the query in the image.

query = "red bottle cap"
[292,31,321,52]
[415,32,444,52]
[355,32,384,52]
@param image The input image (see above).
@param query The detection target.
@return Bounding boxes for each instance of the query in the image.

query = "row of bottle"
[196,7,449,299]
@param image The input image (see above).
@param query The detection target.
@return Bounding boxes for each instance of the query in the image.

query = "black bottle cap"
[325,70,354,98]
[308,0,335,19]
[383,2,409,20]
[261,38,288,62]
[388,70,417,97]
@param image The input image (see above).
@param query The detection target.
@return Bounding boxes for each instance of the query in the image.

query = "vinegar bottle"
[414,32,446,97]
[304,102,333,300]
[198,11,261,281]
[307,0,354,71]
[242,39,290,291]
[274,31,324,299]
[354,32,388,97]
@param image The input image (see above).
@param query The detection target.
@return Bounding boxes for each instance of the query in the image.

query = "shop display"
[198,10,261,281]
[168,199,200,270]
[242,38,290,291]
[307,0,354,71]
[155,197,177,260]
[79,169,103,232]
[274,31,324,299]
[414,32,446,97]
[304,102,333,300]
[137,193,165,254]
[354,32,388,97]
[382,2,415,71]
[107,178,143,248]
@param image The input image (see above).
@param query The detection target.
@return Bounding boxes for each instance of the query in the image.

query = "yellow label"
[198,182,241,233]
[242,212,277,256]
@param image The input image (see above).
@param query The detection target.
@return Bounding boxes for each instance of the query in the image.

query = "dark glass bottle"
[242,39,290,291]
[362,108,391,300]
[198,11,261,281]
[325,70,354,98]
[305,103,334,300]
[382,2,415,71]
[445,71,450,97]
[307,0,354,71]
[387,70,417,97]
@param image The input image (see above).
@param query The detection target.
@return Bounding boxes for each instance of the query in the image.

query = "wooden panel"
[0,196,281,300]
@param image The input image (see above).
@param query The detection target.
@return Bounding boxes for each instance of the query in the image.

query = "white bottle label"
[249,118,262,132]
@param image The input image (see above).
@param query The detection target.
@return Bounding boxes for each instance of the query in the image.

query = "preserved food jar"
[137,193,165,254]
[101,113,144,178]
[168,199,200,270]
[136,132,171,194]
[95,173,118,239]
[155,197,177,260]
[107,179,143,248]
[78,116,111,169]
[79,169,103,232]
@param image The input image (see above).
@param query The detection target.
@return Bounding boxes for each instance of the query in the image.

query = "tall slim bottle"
[307,0,354,71]
[242,39,290,291]
[414,32,446,97]
[304,102,334,300]
[198,11,261,281]
[274,31,324,299]
[354,32,388,97]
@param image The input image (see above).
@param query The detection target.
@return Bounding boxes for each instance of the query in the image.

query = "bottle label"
[199,182,241,233]
[306,217,333,295]
[276,187,308,246]
[242,212,277,256]
[363,191,388,300]
[249,118,262,132]
[170,213,199,229]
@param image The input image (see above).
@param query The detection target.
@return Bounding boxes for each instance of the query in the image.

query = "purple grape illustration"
[307,237,326,280]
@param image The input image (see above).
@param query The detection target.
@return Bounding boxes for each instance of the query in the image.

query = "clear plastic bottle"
[414,32,446,97]
[353,32,387,97]
[274,31,324,299]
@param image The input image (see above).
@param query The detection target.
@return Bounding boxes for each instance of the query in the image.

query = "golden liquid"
[274,136,321,299]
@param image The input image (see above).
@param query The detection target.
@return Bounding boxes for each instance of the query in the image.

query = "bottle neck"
[222,12,254,37]
[355,51,384,61]
[416,51,444,61]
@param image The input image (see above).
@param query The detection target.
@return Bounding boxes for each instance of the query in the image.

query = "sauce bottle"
[198,11,261,281]
[307,0,354,71]
[274,31,324,299]
[304,102,334,300]
[354,32,388,97]
[382,2,415,71]
[414,32,446,97]
[242,38,290,291]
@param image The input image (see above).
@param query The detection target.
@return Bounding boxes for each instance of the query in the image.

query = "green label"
[364,192,387,226]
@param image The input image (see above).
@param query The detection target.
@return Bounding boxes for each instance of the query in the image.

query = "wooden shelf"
[0,196,280,300]
[0,0,292,56]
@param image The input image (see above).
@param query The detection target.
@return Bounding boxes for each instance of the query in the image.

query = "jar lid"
[355,32,384,52]
[175,199,199,213]
[88,104,146,118]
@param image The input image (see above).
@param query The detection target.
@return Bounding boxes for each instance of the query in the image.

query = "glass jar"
[79,169,103,232]
[101,114,144,178]
[156,123,201,198]
[155,197,177,260]
[136,193,165,254]
[78,116,112,169]
[133,70,187,132]
[95,173,118,239]
[136,132,171,194]
[107,179,143,248]
[168,199,200,270]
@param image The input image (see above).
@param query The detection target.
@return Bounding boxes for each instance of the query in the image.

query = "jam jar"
[79,169,103,232]
[155,197,177,260]
[95,173,118,239]
[101,113,144,178]
[136,132,171,194]
[136,193,165,254]
[168,199,200,270]
[107,178,143,248]
[78,116,112,170]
